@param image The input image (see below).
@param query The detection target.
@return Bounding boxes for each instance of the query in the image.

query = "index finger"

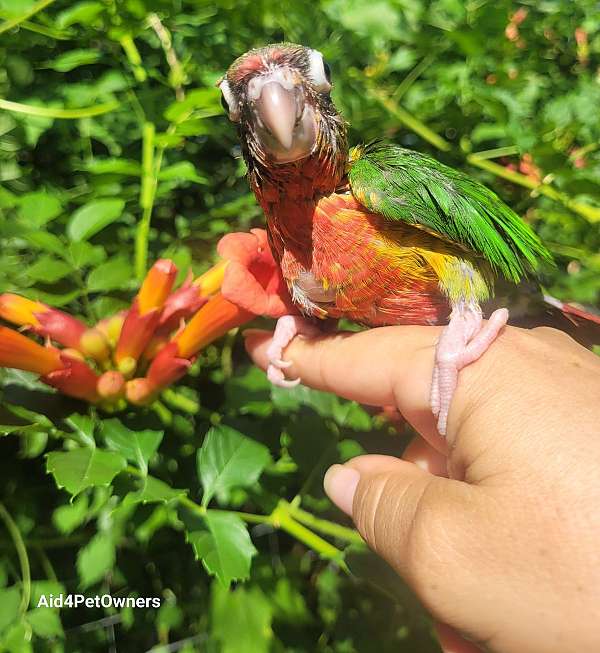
[243,325,446,451]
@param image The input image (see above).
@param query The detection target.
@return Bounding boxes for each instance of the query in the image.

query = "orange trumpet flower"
[126,229,293,405]
[0,293,89,348]
[114,259,177,375]
[0,326,100,402]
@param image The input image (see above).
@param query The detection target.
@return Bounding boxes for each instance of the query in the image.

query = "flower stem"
[161,388,199,414]
[135,122,157,280]
[0,502,31,614]
[285,502,364,546]
[150,400,173,426]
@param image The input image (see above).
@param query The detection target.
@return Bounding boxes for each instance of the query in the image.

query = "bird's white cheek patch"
[307,49,331,93]
[219,80,240,122]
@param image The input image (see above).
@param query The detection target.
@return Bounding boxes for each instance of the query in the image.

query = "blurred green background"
[0,0,599,651]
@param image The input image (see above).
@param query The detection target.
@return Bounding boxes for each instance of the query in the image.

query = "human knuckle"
[353,473,392,550]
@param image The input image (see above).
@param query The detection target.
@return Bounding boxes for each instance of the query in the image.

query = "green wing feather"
[348,142,552,283]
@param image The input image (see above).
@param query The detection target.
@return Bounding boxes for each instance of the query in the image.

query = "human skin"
[244,324,600,653]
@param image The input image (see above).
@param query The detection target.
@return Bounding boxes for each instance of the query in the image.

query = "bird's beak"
[250,73,317,164]
[255,82,297,150]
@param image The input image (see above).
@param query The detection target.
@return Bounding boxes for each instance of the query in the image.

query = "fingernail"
[324,464,360,516]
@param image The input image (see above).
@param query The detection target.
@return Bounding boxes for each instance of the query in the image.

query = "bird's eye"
[307,49,332,93]
[218,79,240,122]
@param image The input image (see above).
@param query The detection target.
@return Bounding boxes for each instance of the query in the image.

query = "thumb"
[325,456,487,632]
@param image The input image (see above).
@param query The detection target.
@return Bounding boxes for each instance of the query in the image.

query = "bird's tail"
[484,283,600,348]
[542,293,600,326]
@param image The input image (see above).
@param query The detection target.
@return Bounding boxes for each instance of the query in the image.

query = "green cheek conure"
[218,43,574,435]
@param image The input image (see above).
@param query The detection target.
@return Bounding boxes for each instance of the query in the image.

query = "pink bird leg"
[431,304,509,436]
[266,315,320,387]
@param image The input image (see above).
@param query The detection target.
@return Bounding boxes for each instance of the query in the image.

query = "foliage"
[0,0,599,651]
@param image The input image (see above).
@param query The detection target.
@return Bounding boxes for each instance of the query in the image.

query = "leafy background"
[1,0,599,651]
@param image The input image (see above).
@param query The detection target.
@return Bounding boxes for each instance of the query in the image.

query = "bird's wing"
[348,142,552,283]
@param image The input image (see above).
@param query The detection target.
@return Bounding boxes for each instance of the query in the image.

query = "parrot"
[217,43,575,435]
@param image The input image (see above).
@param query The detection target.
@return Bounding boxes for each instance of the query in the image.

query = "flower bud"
[80,328,110,361]
[97,371,126,401]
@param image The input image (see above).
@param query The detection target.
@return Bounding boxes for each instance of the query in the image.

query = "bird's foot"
[266,315,320,388]
[431,305,509,436]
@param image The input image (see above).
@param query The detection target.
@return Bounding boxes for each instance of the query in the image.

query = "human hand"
[244,324,600,653]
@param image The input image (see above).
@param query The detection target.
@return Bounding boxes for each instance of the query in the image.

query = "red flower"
[217,228,294,318]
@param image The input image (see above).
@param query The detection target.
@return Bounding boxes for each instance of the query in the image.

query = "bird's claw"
[265,315,320,389]
[272,358,293,368]
[431,306,509,436]
[267,362,301,388]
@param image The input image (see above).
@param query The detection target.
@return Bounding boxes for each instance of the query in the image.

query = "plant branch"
[123,467,350,563]
[0,98,120,119]
[467,154,600,223]
[272,502,347,567]
[368,84,600,224]
[367,85,451,152]
[0,502,31,614]
[285,502,364,546]
[147,13,185,101]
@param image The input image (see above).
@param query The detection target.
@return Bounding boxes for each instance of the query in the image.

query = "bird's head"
[219,43,345,169]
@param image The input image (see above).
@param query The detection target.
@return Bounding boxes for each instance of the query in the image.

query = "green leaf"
[67,199,125,242]
[159,161,207,184]
[86,256,131,292]
[186,511,256,587]
[0,586,20,633]
[21,430,48,458]
[29,581,65,609]
[26,608,63,639]
[271,578,312,624]
[76,532,115,588]
[272,385,372,430]
[18,191,62,227]
[0,620,33,653]
[46,447,126,496]
[63,241,106,269]
[102,418,163,475]
[26,255,72,283]
[163,88,221,122]
[52,495,89,534]
[65,414,96,447]
[23,232,64,256]
[27,288,81,307]
[197,425,271,506]
[84,158,141,176]
[47,49,101,72]
[211,583,273,653]
[123,476,186,506]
